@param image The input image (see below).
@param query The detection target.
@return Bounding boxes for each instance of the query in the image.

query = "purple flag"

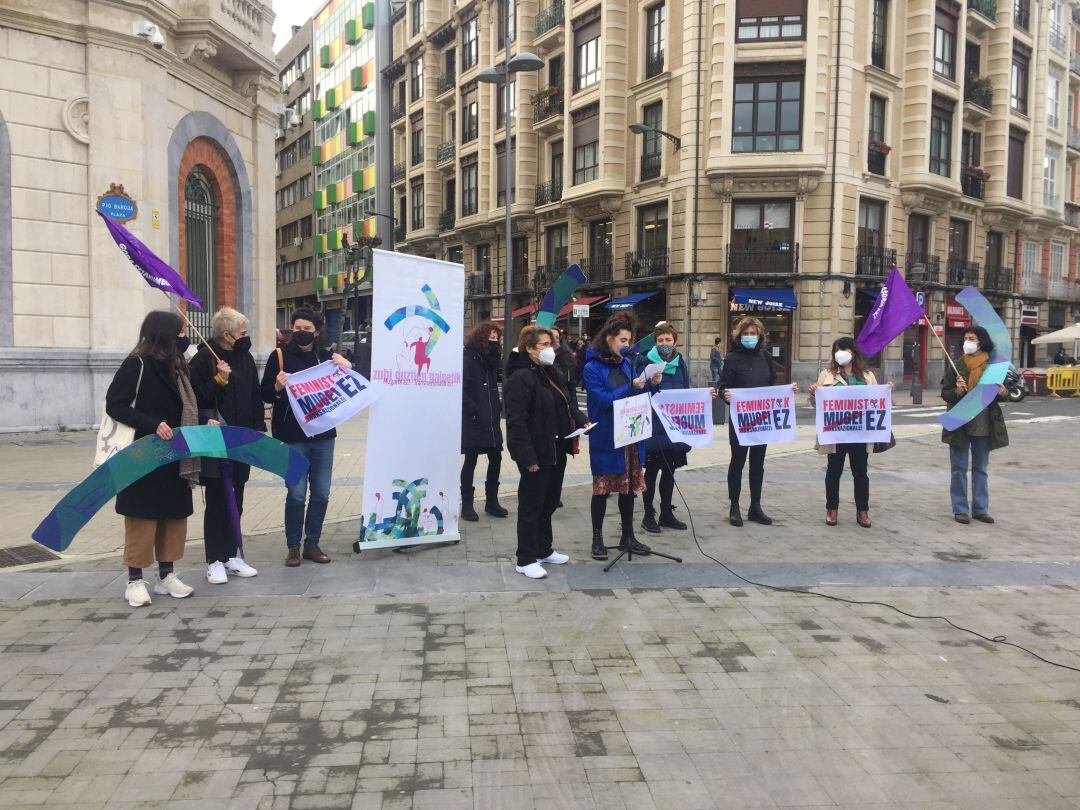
[856,266,925,357]
[97,211,203,308]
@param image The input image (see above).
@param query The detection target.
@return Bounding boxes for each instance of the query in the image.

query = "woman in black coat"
[460,321,507,521]
[503,326,588,578]
[105,310,199,608]
[189,306,265,584]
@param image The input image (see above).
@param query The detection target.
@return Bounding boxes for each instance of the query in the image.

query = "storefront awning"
[731,288,798,311]
[607,291,660,310]
[511,304,537,319]
[557,295,608,318]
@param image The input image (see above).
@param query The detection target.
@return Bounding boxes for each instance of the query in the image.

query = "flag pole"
[160,290,222,365]
[921,313,962,378]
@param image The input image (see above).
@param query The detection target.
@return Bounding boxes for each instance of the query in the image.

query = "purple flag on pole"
[97,211,204,308]
[856,266,925,357]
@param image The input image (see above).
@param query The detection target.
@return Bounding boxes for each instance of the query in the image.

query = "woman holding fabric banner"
[503,326,589,578]
[808,337,892,528]
[190,307,264,584]
[719,316,797,527]
[460,321,508,522]
[261,307,352,567]
[942,325,1009,524]
[641,324,717,534]
[105,311,200,608]
[583,314,664,561]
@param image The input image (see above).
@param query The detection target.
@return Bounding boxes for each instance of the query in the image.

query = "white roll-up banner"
[357,250,464,549]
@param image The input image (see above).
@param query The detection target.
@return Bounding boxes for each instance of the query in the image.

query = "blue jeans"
[285,439,335,548]
[950,436,990,516]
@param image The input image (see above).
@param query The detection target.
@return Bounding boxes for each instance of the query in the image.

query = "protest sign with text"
[614,393,653,448]
[728,385,797,446]
[814,384,892,445]
[285,360,379,438]
[651,388,714,448]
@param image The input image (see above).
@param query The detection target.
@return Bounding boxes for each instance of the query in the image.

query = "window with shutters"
[1007,127,1026,199]
[929,96,953,177]
[572,104,600,184]
[735,0,805,42]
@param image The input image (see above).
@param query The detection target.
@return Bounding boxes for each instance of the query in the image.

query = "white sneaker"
[125,579,152,608]
[206,561,228,584]
[515,562,548,579]
[153,573,194,598]
[538,551,570,565]
[224,557,258,577]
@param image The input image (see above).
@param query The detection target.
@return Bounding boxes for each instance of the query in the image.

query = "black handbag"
[873,432,896,453]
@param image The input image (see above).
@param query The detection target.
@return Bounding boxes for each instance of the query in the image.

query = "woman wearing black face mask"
[460,321,508,521]
[189,307,266,583]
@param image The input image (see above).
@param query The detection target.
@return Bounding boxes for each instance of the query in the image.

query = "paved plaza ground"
[0,398,1078,807]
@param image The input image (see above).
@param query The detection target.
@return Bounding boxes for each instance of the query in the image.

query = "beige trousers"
[123,517,188,569]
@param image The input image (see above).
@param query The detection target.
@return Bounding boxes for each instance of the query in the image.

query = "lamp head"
[507,52,545,73]
[476,66,506,84]
[629,123,651,135]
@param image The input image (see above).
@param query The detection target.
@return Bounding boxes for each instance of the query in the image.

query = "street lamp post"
[477,8,544,361]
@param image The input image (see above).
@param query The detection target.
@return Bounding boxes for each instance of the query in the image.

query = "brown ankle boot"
[285,547,301,567]
[825,509,838,526]
[856,511,872,528]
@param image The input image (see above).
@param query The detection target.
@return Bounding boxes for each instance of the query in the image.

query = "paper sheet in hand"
[640,362,667,380]
[565,424,595,439]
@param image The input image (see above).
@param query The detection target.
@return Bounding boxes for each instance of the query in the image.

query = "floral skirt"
[592,447,646,496]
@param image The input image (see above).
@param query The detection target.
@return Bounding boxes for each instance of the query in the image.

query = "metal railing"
[436,140,455,164]
[983,265,1014,293]
[726,244,800,275]
[871,43,886,69]
[905,253,940,284]
[534,261,567,290]
[468,273,492,295]
[968,0,997,20]
[855,246,896,280]
[1071,54,1080,76]
[436,70,456,96]
[1020,274,1046,297]
[534,0,564,36]
[534,180,563,205]
[580,255,613,284]
[867,149,886,175]
[964,80,993,109]
[961,174,986,199]
[640,152,661,181]
[392,162,406,182]
[1067,205,1080,227]
[534,93,563,123]
[1050,25,1067,54]
[394,225,406,242]
[392,101,405,121]
[1069,127,1080,151]
[625,249,669,278]
[645,50,665,79]
[438,209,455,231]
[1049,278,1073,299]
[946,257,980,287]
[1013,0,1029,30]
[511,269,531,292]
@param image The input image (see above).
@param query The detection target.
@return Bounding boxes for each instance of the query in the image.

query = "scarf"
[646,346,679,375]
[176,370,201,485]
[963,350,989,389]
[594,348,624,367]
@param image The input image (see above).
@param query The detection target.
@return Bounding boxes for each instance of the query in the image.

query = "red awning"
[511,304,537,318]
[557,295,608,318]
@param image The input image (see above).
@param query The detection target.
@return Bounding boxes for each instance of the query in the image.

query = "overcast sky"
[272,0,322,52]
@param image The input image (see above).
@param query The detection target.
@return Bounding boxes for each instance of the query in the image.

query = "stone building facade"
[0,0,279,431]
[390,0,1080,387]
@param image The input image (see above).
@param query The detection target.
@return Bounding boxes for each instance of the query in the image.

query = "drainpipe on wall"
[376,0,394,250]
[687,0,705,382]
[822,0,844,376]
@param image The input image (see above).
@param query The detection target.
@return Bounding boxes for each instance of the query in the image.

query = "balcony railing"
[511,269,531,292]
[1020,274,1046,297]
[625,249,669,278]
[855,246,896,281]
[534,93,564,123]
[437,70,456,96]
[968,0,997,20]
[468,273,492,296]
[534,0,564,36]
[871,43,886,69]
[867,149,886,175]
[535,179,563,205]
[640,152,661,181]
[961,174,986,199]
[438,209,455,231]
[392,162,406,182]
[535,261,567,290]
[1050,26,1067,54]
[1067,204,1080,227]
[726,245,800,275]
[1049,278,1074,300]
[905,252,941,284]
[581,255,613,284]
[645,50,665,79]
[392,101,405,121]
[1072,54,1080,76]
[436,140,456,164]
[1013,0,1029,30]
[964,80,993,109]
[983,265,1014,293]
[394,225,406,242]
[946,257,980,287]
[1069,127,1080,151]
[1044,192,1062,211]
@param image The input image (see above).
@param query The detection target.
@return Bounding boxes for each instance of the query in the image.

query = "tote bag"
[93,358,144,468]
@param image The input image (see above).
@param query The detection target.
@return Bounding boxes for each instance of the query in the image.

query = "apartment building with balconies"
[276,21,318,325]
[391,0,1080,385]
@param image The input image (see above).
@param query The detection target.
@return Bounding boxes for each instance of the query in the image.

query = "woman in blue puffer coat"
[583,313,663,561]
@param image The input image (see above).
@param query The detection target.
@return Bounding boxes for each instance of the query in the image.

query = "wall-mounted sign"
[945,297,971,329]
[916,291,926,309]
[96,183,137,222]
[151,209,161,230]
[1021,305,1039,326]
[932,324,945,336]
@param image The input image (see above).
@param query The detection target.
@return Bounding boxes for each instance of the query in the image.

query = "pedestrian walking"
[808,337,892,528]
[189,307,263,584]
[261,307,352,567]
[709,337,724,384]
[105,310,199,607]
[583,314,663,561]
[550,327,579,392]
[460,321,508,522]
[719,316,798,526]
[641,324,717,533]
[503,326,588,578]
[942,325,1009,524]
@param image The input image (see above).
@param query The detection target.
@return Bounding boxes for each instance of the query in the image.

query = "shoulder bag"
[93,357,144,468]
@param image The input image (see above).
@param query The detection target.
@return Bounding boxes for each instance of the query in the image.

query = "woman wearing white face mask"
[809,337,893,528]
[503,326,589,578]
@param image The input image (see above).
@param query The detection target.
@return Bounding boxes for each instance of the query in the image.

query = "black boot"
[658,508,687,530]
[619,522,652,555]
[591,529,608,561]
[641,507,662,534]
[729,503,744,527]
[484,483,509,518]
[461,487,478,522]
[747,503,773,525]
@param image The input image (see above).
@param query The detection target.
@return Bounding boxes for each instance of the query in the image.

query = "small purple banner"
[97,211,203,308]
[856,266,924,358]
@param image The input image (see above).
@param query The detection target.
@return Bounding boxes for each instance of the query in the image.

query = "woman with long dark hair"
[582,313,663,561]
[105,310,200,607]
[808,336,891,528]
[460,321,508,521]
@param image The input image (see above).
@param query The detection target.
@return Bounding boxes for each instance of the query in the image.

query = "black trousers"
[204,473,247,563]
[825,444,870,511]
[727,422,766,505]
[515,453,566,567]
[461,449,502,490]
[643,459,676,514]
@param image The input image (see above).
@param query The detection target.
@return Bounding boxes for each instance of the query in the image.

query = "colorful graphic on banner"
[614,393,653,448]
[359,250,464,549]
[938,286,1012,432]
[284,360,379,438]
[813,385,893,445]
[728,385,797,446]
[651,388,714,448]
[535,264,586,328]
